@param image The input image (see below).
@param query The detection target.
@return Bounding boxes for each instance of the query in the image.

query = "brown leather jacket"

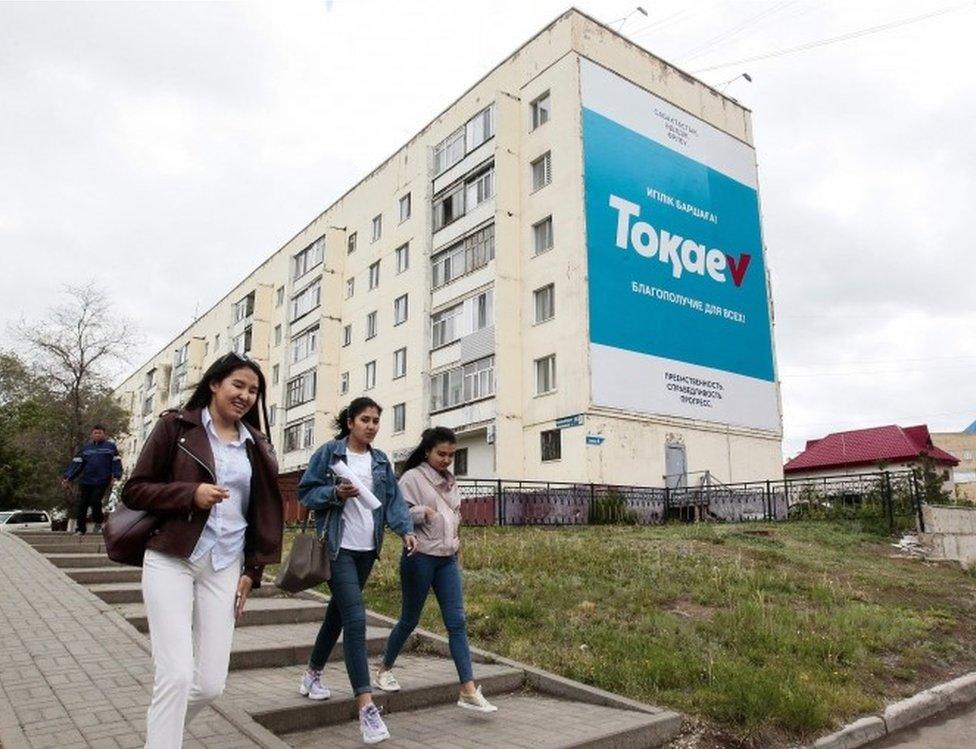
[122,408,283,587]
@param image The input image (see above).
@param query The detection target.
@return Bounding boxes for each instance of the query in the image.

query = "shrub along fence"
[456,470,925,533]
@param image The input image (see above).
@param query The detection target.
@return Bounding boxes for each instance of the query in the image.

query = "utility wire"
[692,1,975,73]
[679,0,800,63]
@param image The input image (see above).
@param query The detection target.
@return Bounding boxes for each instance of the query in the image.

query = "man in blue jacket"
[61,424,123,535]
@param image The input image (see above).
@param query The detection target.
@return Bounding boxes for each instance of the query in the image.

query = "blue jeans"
[383,552,473,684]
[309,549,375,695]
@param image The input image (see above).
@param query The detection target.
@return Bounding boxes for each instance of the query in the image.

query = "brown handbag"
[101,421,182,566]
[274,511,331,593]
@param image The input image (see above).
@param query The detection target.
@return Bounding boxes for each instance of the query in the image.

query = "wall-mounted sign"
[556,414,585,429]
[586,434,605,445]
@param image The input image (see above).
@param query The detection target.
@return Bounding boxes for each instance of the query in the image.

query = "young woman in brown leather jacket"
[122,352,283,748]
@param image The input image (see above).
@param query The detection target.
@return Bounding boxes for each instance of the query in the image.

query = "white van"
[0,510,52,531]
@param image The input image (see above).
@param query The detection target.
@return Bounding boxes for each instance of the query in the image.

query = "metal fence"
[456,470,926,533]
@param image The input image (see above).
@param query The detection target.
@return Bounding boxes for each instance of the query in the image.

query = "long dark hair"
[401,426,457,475]
[184,353,270,435]
[333,397,382,440]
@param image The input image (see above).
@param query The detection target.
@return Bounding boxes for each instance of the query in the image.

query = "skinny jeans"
[383,551,473,684]
[308,549,375,695]
[142,549,241,749]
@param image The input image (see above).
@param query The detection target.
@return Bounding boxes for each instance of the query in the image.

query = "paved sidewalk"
[868,701,976,748]
[0,532,264,749]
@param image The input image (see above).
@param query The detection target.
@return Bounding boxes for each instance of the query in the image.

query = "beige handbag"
[275,511,331,593]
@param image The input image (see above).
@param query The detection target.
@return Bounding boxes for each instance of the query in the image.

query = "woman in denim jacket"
[297,397,416,744]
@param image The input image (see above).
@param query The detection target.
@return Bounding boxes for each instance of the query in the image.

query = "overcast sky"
[1,0,974,458]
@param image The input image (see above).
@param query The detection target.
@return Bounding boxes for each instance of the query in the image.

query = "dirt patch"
[667,598,718,621]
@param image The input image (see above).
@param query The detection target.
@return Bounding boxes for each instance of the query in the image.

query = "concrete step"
[224,654,525,733]
[228,622,393,672]
[65,566,142,584]
[280,690,680,748]
[119,597,326,632]
[89,581,289,604]
[46,553,120,568]
[33,541,106,554]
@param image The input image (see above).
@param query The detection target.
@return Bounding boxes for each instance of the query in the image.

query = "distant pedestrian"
[61,424,123,535]
[375,426,497,713]
[122,352,283,748]
[297,397,417,745]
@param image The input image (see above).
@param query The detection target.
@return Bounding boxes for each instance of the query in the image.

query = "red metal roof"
[784,424,960,474]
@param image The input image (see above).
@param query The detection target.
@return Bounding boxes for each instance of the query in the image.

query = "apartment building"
[114,9,784,489]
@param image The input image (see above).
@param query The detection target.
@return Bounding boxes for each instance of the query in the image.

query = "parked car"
[0,510,52,531]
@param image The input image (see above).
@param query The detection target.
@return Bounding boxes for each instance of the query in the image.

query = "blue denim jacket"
[298,438,413,561]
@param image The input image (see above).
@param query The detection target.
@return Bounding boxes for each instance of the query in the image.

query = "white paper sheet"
[332,460,382,510]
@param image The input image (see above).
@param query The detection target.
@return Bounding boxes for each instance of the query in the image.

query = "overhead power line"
[692,1,975,73]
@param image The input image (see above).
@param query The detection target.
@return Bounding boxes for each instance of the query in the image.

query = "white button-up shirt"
[189,407,253,571]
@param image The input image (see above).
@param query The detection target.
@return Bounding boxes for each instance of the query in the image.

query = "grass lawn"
[275,521,976,746]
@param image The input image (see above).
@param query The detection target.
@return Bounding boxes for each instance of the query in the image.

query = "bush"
[589,489,639,524]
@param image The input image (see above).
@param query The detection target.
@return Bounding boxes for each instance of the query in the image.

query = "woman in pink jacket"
[373,427,497,712]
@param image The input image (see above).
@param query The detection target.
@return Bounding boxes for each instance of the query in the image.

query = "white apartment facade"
[114,9,784,491]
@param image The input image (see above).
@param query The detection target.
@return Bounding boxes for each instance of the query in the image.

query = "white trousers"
[142,548,241,749]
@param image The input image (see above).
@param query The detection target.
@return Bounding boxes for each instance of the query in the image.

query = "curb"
[802,672,976,749]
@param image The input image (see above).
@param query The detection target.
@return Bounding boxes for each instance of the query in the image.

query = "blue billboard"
[581,60,780,432]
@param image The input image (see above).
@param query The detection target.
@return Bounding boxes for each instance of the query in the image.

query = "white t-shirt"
[339,449,376,551]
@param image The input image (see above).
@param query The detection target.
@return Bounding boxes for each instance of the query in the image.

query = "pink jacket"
[398,462,460,556]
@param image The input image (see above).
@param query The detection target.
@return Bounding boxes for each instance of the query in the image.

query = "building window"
[399,193,411,223]
[466,104,495,150]
[233,291,255,323]
[465,168,494,210]
[204,340,209,356]
[432,183,464,232]
[142,395,154,416]
[533,216,553,255]
[535,354,556,395]
[471,288,494,331]
[342,324,352,347]
[431,303,463,348]
[272,364,280,385]
[346,277,355,298]
[433,166,495,232]
[431,223,494,289]
[393,403,406,433]
[366,311,377,340]
[174,342,189,367]
[368,261,380,290]
[348,232,357,254]
[292,236,324,280]
[531,152,552,192]
[340,371,349,395]
[364,360,376,390]
[284,417,315,452]
[290,326,318,364]
[453,448,468,476]
[433,103,496,174]
[233,326,252,354]
[371,214,382,242]
[964,450,973,461]
[430,356,494,412]
[268,404,277,427]
[531,91,551,129]
[274,325,282,346]
[393,347,407,379]
[276,287,285,307]
[286,369,317,408]
[395,243,409,274]
[290,281,321,322]
[394,294,408,325]
[145,368,156,389]
[541,429,561,461]
[534,284,555,323]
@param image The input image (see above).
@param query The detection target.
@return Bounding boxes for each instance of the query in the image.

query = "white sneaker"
[298,668,331,700]
[360,703,390,744]
[457,685,498,713]
[372,668,401,692]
